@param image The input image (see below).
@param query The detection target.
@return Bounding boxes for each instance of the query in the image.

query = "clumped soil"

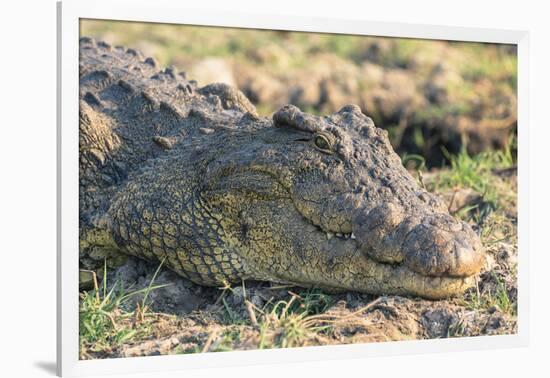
[80,168,517,359]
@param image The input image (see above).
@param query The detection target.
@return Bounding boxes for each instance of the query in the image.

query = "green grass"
[461,272,517,316]
[287,289,335,316]
[433,135,516,212]
[212,284,340,349]
[401,153,426,171]
[79,259,170,357]
[212,286,382,350]
[257,294,332,349]
[209,329,243,352]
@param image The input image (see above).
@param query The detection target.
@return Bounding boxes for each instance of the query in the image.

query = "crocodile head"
[203,104,485,299]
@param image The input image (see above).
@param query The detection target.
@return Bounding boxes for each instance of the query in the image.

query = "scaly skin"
[79,37,485,299]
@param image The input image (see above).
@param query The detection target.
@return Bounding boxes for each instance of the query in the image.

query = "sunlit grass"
[434,135,516,211]
[79,259,170,358]
[461,272,517,317]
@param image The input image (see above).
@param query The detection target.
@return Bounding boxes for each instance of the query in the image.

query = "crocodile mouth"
[238,168,483,292]
[302,205,485,281]
[292,212,479,299]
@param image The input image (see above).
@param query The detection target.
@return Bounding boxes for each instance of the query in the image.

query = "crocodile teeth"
[325,232,355,240]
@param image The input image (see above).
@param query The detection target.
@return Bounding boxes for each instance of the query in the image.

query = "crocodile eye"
[313,134,332,153]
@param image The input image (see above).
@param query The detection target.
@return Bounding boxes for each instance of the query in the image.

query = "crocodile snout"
[353,204,485,279]
[402,213,485,277]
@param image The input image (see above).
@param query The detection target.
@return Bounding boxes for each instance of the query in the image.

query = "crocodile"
[78,37,485,300]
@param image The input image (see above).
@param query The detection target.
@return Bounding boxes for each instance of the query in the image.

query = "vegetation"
[79,260,169,358]
[436,136,515,207]
[461,271,516,316]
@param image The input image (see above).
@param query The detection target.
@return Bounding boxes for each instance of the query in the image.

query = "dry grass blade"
[301,297,382,328]
[245,300,258,328]
[201,329,219,353]
[80,269,100,301]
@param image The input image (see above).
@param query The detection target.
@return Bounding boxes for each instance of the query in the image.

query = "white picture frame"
[57,0,530,376]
